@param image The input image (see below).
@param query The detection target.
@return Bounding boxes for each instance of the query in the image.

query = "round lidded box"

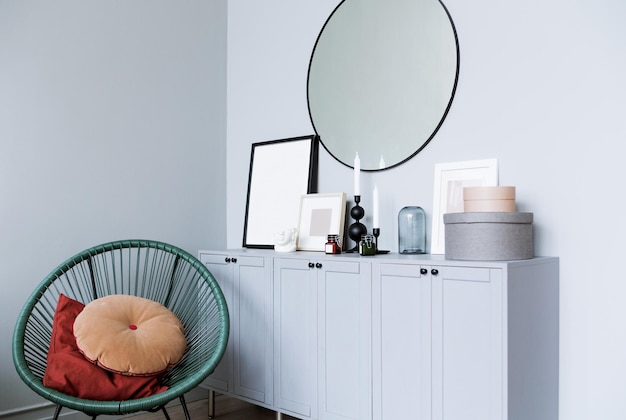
[463,186,516,212]
[443,211,533,261]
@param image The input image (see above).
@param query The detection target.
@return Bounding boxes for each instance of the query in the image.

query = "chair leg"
[208,389,215,419]
[179,395,191,420]
[160,406,171,420]
[52,405,62,420]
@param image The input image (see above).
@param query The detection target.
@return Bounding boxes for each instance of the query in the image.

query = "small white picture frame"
[430,158,498,254]
[297,193,347,251]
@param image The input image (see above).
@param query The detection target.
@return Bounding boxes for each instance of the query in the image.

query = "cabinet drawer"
[199,253,266,268]
[323,260,361,274]
[199,252,228,265]
[441,266,491,282]
[379,263,424,278]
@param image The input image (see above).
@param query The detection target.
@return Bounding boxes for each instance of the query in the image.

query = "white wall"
[227,0,626,418]
[0,0,227,417]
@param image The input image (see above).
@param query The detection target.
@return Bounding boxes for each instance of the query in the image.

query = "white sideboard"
[198,249,559,420]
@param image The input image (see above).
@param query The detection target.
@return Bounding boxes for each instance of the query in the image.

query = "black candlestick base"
[347,195,367,252]
[372,227,390,254]
[373,228,380,252]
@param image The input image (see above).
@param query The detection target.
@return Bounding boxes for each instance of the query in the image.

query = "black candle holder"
[373,228,380,252]
[372,227,390,254]
[347,195,367,252]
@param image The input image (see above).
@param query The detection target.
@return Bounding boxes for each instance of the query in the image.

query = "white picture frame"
[297,193,346,251]
[430,158,498,254]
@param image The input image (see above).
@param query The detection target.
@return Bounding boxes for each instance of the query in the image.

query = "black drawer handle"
[225,257,231,263]
[308,262,315,268]
[315,262,322,269]
[420,268,428,275]
[431,268,439,276]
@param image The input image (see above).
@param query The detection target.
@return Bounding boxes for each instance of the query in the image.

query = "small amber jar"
[325,234,342,254]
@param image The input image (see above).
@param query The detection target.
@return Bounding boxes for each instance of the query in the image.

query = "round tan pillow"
[73,294,187,376]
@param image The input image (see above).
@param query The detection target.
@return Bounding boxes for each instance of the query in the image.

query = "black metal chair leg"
[160,406,171,420]
[180,395,191,420]
[52,405,62,420]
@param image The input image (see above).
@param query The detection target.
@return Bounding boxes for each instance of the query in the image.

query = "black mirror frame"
[306,0,460,171]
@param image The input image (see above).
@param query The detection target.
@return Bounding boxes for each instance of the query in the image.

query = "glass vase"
[398,206,426,254]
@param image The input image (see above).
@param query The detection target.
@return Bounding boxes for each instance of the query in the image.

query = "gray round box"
[443,212,533,260]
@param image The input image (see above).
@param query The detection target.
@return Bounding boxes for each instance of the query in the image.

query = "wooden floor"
[124,394,298,420]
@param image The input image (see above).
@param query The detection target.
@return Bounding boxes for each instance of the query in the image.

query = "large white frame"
[430,158,498,254]
[297,193,346,251]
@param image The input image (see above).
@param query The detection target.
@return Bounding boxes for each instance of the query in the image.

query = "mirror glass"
[307,0,459,170]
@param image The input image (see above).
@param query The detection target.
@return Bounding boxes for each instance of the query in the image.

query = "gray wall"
[0,0,227,416]
[226,0,626,419]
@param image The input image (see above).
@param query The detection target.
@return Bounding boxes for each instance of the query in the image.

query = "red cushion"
[43,294,168,400]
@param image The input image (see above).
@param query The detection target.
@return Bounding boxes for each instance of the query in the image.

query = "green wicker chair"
[12,239,229,419]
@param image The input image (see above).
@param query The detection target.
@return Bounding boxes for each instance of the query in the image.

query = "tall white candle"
[379,155,386,169]
[373,185,379,228]
[354,152,361,196]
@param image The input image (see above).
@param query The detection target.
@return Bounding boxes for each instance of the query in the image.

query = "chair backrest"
[12,239,229,414]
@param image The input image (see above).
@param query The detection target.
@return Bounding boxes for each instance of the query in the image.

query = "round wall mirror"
[307,0,459,171]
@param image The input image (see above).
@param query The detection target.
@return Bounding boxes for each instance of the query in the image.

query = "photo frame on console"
[243,135,319,248]
[297,193,346,251]
[431,158,498,254]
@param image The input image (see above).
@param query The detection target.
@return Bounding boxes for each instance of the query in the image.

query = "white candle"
[379,155,386,169]
[354,152,361,196]
[373,185,379,228]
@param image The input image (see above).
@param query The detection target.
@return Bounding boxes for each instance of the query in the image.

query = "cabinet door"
[318,260,371,420]
[431,266,504,420]
[198,252,234,393]
[232,255,273,405]
[274,257,318,419]
[372,263,431,420]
